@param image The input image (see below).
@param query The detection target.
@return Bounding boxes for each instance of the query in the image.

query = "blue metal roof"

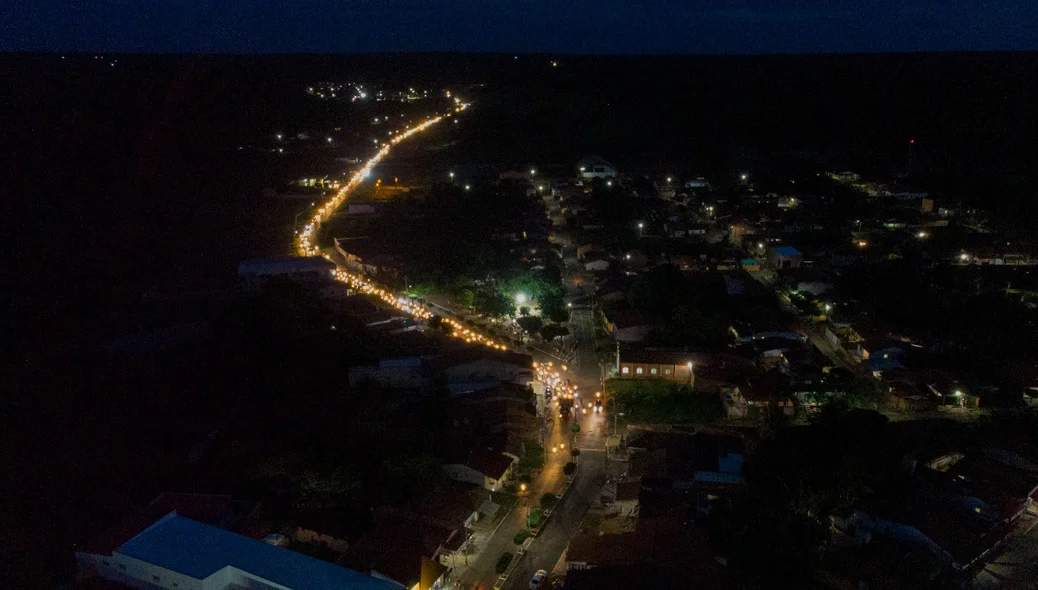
[117,513,397,589]
[771,246,802,257]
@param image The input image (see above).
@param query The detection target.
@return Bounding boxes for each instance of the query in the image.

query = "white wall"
[82,551,206,590]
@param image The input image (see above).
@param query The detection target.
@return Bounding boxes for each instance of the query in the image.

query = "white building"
[578,156,617,179]
[76,512,397,590]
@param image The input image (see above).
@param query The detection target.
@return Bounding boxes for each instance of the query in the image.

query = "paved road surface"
[504,450,607,590]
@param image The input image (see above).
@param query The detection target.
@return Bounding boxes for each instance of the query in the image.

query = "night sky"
[2,0,1037,54]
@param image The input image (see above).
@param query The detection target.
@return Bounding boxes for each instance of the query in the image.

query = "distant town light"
[606,180,612,187]
[326,137,332,143]
[741,173,748,180]
[917,231,928,238]
[666,176,672,183]
[530,169,536,176]
[464,184,471,191]
[449,171,455,178]
[276,133,283,140]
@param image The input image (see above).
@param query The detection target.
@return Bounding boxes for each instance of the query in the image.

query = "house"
[606,309,655,343]
[623,426,746,490]
[565,516,721,588]
[436,348,534,390]
[349,357,426,389]
[76,512,397,590]
[605,478,642,518]
[578,155,618,179]
[617,349,695,383]
[583,253,610,272]
[237,256,336,286]
[768,245,803,270]
[341,511,452,590]
[291,514,351,554]
[449,382,539,454]
[443,448,518,492]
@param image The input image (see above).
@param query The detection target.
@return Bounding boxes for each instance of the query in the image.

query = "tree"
[540,493,558,510]
[474,289,513,319]
[539,323,570,342]
[495,552,514,574]
[517,316,543,336]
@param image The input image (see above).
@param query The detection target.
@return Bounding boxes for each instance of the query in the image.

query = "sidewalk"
[451,419,573,588]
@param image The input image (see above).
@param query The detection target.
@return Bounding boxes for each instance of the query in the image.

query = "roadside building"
[341,510,452,590]
[436,348,535,391]
[76,512,396,590]
[578,155,618,179]
[443,448,518,492]
[617,349,695,383]
[605,309,655,343]
[348,357,426,389]
[768,245,803,270]
[237,256,336,287]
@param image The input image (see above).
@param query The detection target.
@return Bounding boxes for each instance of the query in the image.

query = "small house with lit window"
[617,350,696,384]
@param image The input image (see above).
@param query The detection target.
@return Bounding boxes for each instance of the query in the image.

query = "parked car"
[530,569,548,589]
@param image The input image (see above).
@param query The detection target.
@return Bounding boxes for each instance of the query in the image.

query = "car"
[530,569,548,589]
[594,398,603,413]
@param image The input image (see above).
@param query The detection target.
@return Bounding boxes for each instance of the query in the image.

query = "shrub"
[540,493,558,510]
[513,530,532,545]
[563,462,576,475]
[495,552,514,574]
[527,508,544,527]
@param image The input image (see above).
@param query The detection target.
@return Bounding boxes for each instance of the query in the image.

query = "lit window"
[636,368,643,375]
[650,368,657,375]
[665,369,671,375]
[621,367,629,374]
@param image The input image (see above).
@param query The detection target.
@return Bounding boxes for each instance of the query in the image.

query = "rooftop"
[115,513,395,589]
[465,448,515,480]
[237,256,336,276]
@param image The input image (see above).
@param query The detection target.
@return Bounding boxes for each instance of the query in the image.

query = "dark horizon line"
[4,49,1037,59]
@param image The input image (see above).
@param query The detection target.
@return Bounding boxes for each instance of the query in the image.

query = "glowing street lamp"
[464,184,471,191]
[740,173,748,181]
[276,133,283,140]
[516,293,528,305]
[530,169,536,176]
[666,176,672,183]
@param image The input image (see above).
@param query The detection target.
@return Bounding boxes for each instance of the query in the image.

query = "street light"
[530,169,536,176]
[740,173,748,181]
[686,362,693,387]
[666,176,672,183]
[516,293,528,305]
[606,180,613,187]
[464,184,471,191]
